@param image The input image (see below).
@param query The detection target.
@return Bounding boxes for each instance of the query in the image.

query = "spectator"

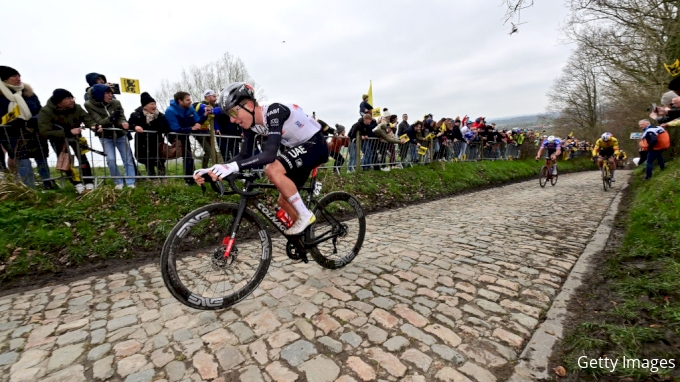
[328,124,349,173]
[128,92,169,178]
[38,89,96,194]
[372,109,404,171]
[638,119,667,180]
[192,89,223,168]
[404,120,427,163]
[0,66,53,189]
[164,91,208,185]
[193,90,242,163]
[348,114,375,171]
[85,84,135,189]
[437,119,463,160]
[397,114,409,136]
[84,72,114,102]
[359,94,373,117]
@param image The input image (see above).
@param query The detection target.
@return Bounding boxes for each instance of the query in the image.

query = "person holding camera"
[84,73,119,101]
[85,84,136,189]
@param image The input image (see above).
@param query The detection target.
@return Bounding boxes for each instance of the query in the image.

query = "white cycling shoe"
[284,212,316,236]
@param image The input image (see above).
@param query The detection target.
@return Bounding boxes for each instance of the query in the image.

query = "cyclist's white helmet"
[602,132,612,141]
[547,135,555,143]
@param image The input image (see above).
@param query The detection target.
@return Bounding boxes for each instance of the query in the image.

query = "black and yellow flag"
[664,59,680,76]
[120,78,141,94]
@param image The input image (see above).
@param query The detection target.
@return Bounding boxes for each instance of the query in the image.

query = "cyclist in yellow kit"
[592,132,619,182]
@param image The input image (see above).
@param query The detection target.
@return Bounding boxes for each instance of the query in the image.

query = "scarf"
[143,109,160,124]
[0,81,32,121]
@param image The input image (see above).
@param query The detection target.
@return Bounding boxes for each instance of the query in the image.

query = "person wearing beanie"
[85,83,135,189]
[359,94,373,117]
[128,92,170,178]
[84,72,115,102]
[0,66,54,189]
[38,88,97,194]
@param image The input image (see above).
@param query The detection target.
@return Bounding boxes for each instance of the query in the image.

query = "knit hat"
[382,108,391,119]
[51,88,74,104]
[141,92,156,107]
[335,124,345,134]
[0,66,19,82]
[661,90,678,106]
[362,94,369,100]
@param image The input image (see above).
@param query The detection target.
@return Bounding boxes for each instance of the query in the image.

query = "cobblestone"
[0,172,626,382]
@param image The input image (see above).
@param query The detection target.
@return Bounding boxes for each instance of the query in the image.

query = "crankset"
[286,239,309,263]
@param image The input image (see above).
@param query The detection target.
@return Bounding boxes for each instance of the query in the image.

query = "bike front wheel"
[601,166,609,191]
[307,192,366,270]
[539,166,548,188]
[550,165,558,186]
[160,203,272,310]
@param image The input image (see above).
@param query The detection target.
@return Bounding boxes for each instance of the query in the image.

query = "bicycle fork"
[222,198,249,259]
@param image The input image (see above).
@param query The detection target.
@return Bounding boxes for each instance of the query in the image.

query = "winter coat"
[84,84,128,139]
[128,106,170,163]
[0,83,46,159]
[372,121,401,144]
[164,100,207,138]
[38,98,95,140]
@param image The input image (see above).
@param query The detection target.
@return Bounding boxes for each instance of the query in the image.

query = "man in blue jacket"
[164,91,209,185]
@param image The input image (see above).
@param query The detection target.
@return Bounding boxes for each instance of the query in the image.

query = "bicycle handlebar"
[200,172,262,197]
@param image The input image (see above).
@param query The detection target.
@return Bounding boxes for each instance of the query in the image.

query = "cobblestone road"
[0,171,629,382]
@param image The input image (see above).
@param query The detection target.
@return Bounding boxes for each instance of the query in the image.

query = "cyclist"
[193,82,329,236]
[535,135,562,175]
[616,150,627,169]
[592,132,619,182]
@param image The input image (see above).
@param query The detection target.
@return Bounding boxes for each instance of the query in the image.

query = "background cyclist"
[592,132,619,182]
[535,135,562,175]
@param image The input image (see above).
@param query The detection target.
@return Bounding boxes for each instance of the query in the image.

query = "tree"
[154,52,266,165]
[503,0,534,25]
[155,52,266,110]
[548,46,607,141]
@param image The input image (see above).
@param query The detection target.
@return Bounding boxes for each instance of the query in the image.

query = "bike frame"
[219,168,338,258]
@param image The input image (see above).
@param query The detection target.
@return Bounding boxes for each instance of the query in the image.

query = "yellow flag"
[664,59,680,76]
[418,146,428,156]
[1,105,20,125]
[120,78,141,94]
[400,134,410,142]
[372,108,381,118]
[367,80,373,106]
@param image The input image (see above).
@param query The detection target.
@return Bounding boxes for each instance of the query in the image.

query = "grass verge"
[0,158,595,284]
[551,160,680,381]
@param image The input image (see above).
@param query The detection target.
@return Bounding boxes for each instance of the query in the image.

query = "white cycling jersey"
[250,103,321,148]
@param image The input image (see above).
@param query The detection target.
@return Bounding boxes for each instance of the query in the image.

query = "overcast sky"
[3,0,573,129]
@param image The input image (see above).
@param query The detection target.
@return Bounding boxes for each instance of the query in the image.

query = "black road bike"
[160,168,366,310]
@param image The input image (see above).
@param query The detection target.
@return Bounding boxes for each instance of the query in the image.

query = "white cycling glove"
[210,162,239,179]
[193,162,239,180]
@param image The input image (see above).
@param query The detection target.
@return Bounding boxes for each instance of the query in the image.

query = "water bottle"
[275,208,293,228]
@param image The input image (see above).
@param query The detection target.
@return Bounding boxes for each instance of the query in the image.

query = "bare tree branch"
[154,52,266,112]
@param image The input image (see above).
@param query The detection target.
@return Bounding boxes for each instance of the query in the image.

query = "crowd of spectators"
[2,64,677,193]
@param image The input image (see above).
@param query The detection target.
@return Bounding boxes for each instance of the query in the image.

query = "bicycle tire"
[601,166,609,191]
[550,170,558,186]
[539,166,548,188]
[160,203,272,310]
[307,191,366,270]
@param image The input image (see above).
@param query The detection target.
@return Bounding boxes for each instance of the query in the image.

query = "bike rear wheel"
[307,191,366,269]
[160,203,272,310]
[539,166,548,188]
